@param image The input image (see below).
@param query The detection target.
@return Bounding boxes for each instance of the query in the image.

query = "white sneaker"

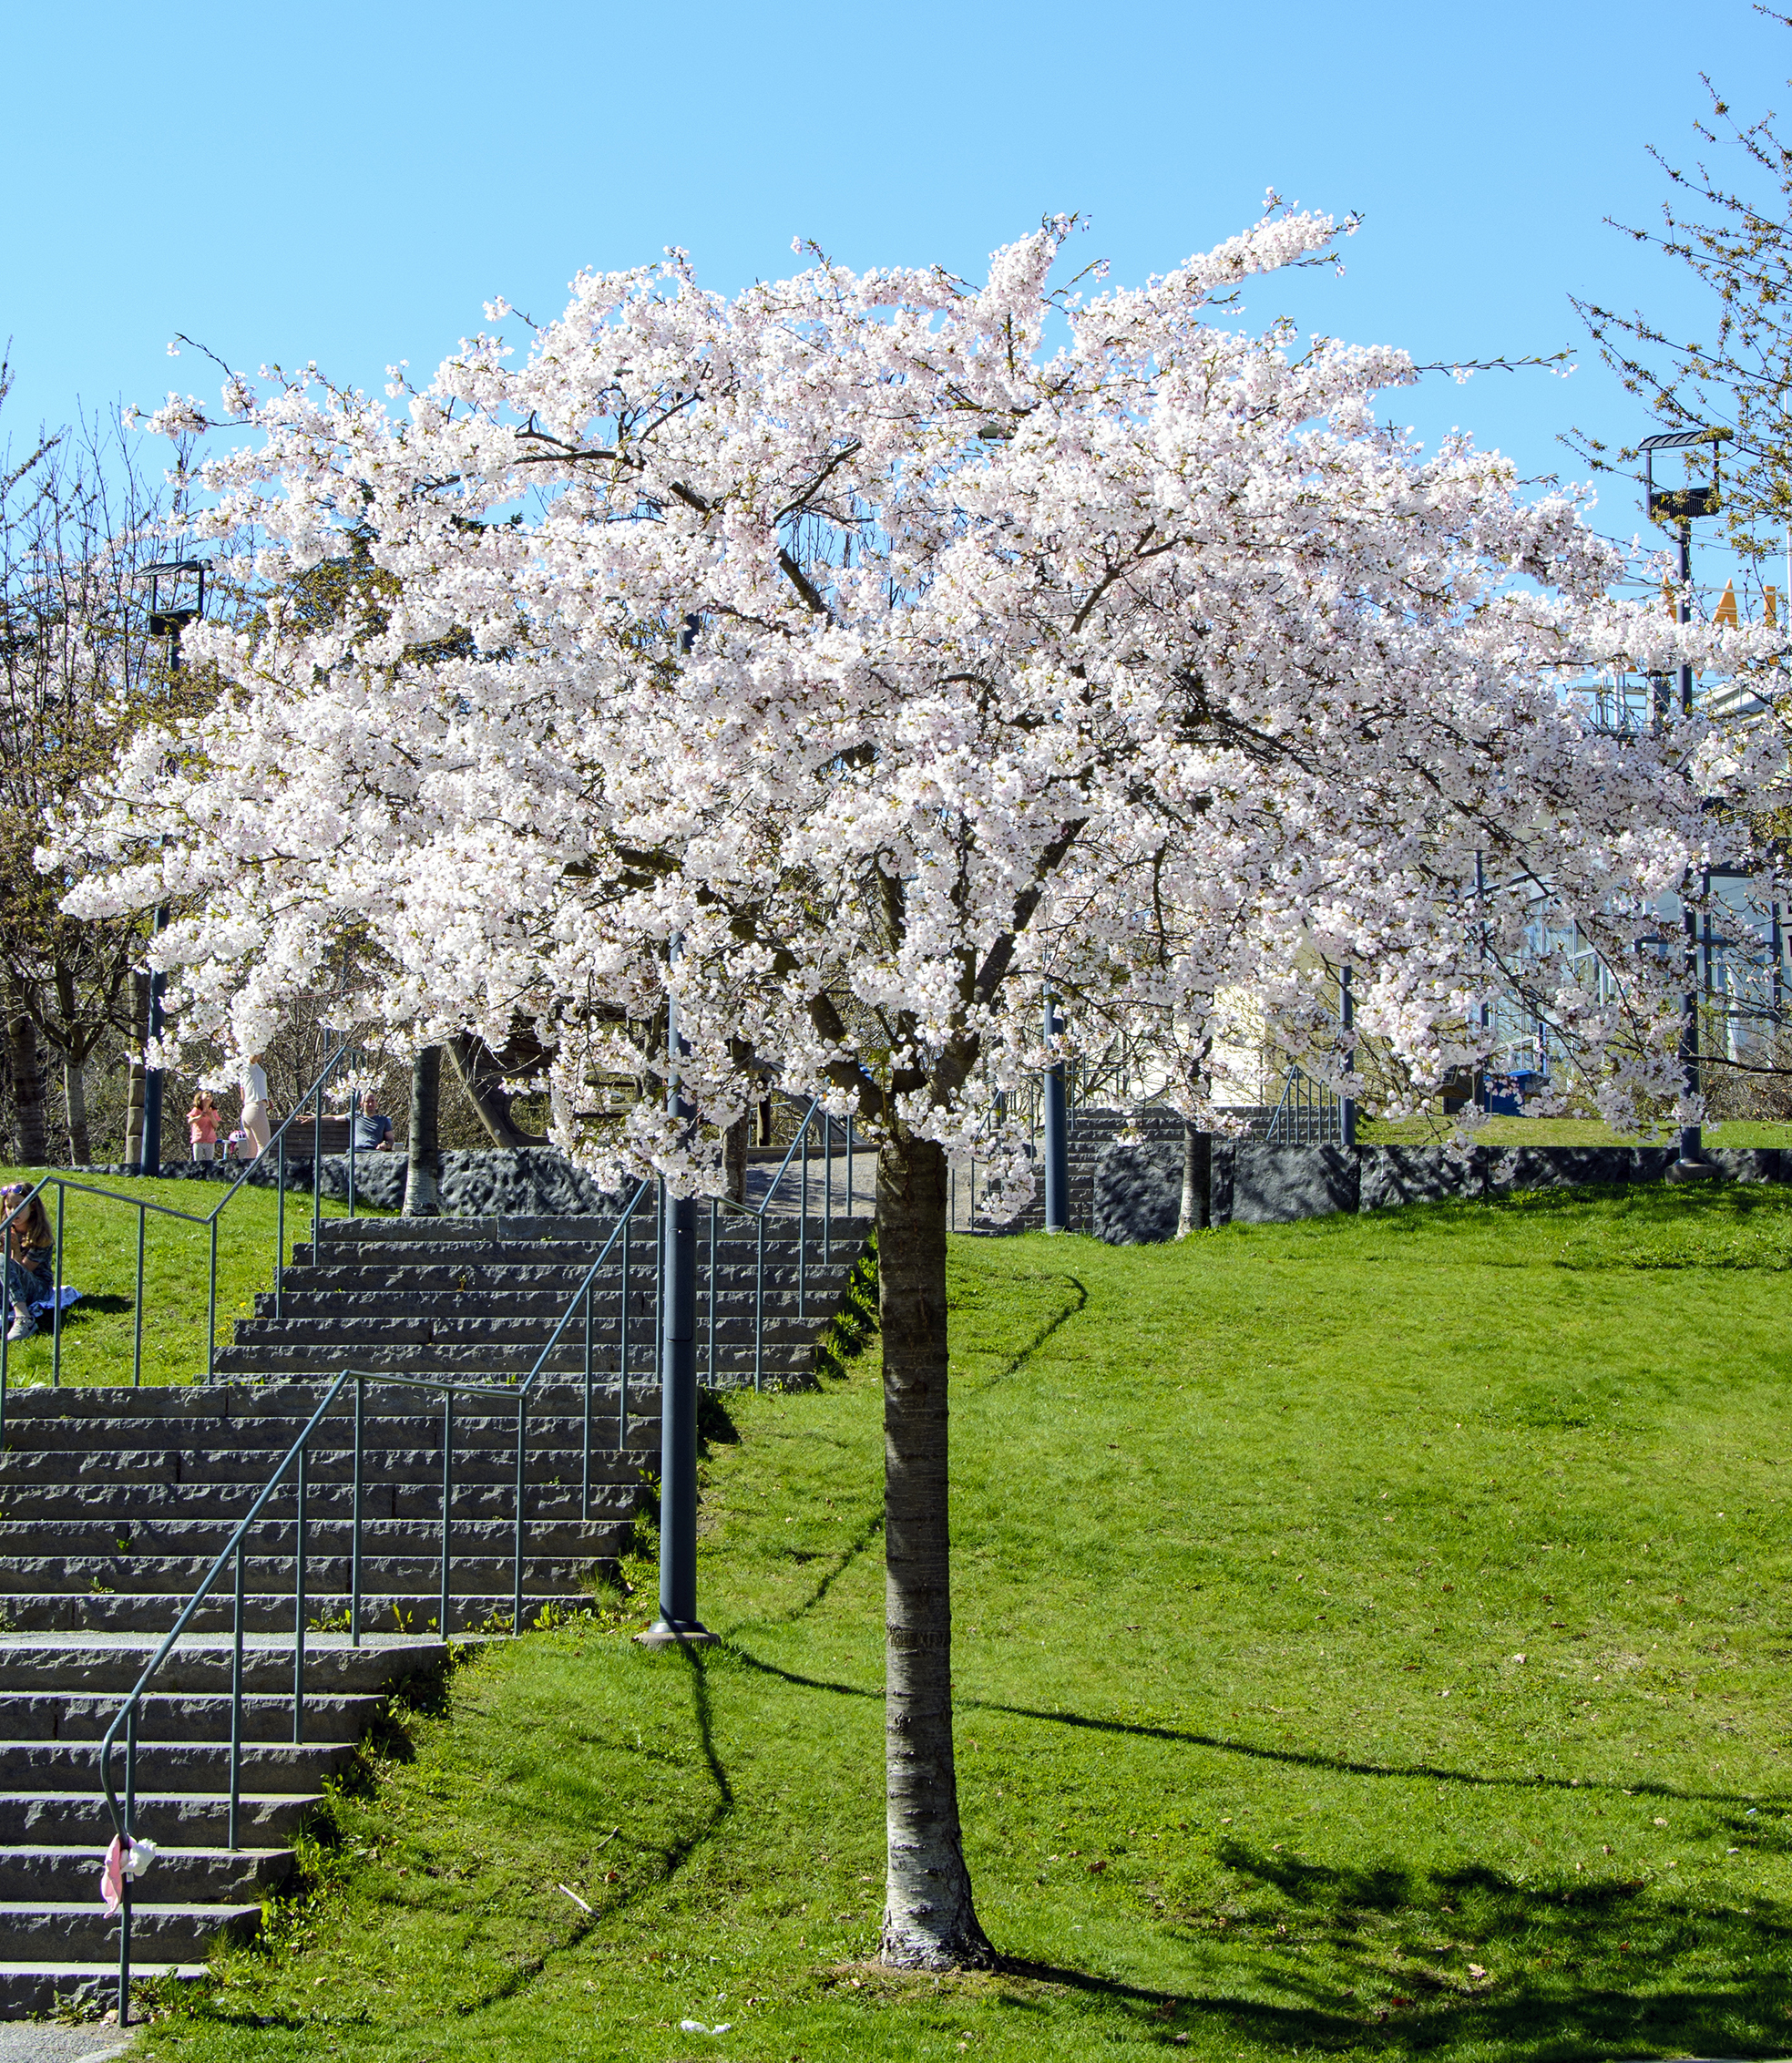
[5,1312,36,1343]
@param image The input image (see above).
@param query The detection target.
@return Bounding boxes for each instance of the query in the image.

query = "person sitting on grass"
[2,1185,56,1344]
[188,1091,221,1167]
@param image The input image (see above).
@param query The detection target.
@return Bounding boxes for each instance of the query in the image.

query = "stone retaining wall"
[70,1146,622,1217]
[1093,1137,1787,1244]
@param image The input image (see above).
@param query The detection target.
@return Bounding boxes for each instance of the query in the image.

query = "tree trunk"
[63,1055,89,1166]
[5,1004,47,1166]
[404,1046,443,1215]
[1176,1122,1211,1237]
[125,971,148,1168]
[723,1114,749,1204]
[876,1130,992,1970]
[445,1032,548,1148]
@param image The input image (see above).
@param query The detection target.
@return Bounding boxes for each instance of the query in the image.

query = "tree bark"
[877,1130,992,1970]
[1176,1122,1211,1237]
[125,971,148,1169]
[445,1032,548,1148]
[404,1046,443,1215]
[63,1055,89,1167]
[723,1114,749,1204]
[5,1003,46,1166]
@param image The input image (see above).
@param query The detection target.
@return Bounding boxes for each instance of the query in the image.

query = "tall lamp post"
[639,946,715,1649]
[135,556,207,1175]
[1640,431,1728,1181]
[1042,997,1069,1233]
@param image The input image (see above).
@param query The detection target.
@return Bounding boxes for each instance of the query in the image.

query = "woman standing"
[239,1054,271,1159]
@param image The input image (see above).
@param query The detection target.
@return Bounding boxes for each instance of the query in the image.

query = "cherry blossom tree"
[62,206,1779,1966]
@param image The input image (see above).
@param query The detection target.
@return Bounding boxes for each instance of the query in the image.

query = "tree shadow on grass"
[725,1647,1786,1813]
[1125,1842,1792,2058]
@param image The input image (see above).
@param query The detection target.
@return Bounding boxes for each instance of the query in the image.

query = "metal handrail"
[0,1042,364,1436]
[94,1087,876,2022]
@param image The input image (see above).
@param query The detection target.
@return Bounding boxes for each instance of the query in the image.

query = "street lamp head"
[139,556,208,639]
[1639,427,1731,526]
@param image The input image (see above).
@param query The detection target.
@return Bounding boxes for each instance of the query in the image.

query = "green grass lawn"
[136,1183,1792,2063]
[1359,1114,1792,1146]
[0,1165,372,1388]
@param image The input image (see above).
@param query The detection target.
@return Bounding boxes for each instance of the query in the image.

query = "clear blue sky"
[5,0,1787,573]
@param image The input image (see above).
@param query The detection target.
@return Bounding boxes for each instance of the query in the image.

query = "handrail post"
[205,1216,218,1381]
[347,1067,358,1221]
[312,1073,323,1249]
[824,1116,832,1264]
[754,1215,765,1392]
[134,1206,147,1388]
[512,1394,527,1635]
[51,1185,64,1387]
[440,1389,453,1638]
[620,1208,630,1452]
[292,1437,307,1744]
[229,1534,245,1848]
[275,1130,286,1319]
[800,1125,809,1320]
[350,1375,364,1647]
[118,1701,137,2025]
[707,1199,717,1390]
[581,1278,593,1524]
[845,1116,853,1220]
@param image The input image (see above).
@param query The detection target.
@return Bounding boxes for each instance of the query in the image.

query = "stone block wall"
[1091,1133,1787,1244]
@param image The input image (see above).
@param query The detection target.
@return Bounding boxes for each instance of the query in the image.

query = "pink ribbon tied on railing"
[100,1834,159,1913]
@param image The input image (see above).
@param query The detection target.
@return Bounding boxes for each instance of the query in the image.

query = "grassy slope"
[138,1184,1792,2062]
[0,1165,376,1388]
[1359,1116,1792,1145]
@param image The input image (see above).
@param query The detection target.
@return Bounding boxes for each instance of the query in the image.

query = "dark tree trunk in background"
[5,1012,46,1167]
[63,1057,89,1167]
[445,1032,548,1148]
[1176,1122,1211,1237]
[6,1000,46,1167]
[876,1129,992,1970]
[404,1046,442,1215]
[125,971,148,1169]
[723,1114,749,1204]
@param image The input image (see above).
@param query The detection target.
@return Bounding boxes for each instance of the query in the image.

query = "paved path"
[0,2027,134,2063]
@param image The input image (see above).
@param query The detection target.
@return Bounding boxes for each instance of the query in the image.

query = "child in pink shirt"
[188,1093,221,1164]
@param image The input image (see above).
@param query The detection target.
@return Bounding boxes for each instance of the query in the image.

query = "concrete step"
[0,1901,260,1962]
[0,1442,651,1484]
[0,1740,353,1793]
[0,1957,209,2015]
[0,1844,292,1902]
[0,1411,660,1455]
[0,1549,613,1597]
[0,1637,446,1696]
[0,1517,621,1558]
[0,1588,597,1636]
[0,1791,315,1845]
[0,1691,383,1744]
[252,1279,855,1319]
[0,1482,639,1524]
[206,1341,824,1379]
[226,1310,835,1349]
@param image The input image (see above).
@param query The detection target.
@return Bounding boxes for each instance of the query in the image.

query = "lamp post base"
[1665,1157,1719,1185]
[634,1617,718,1649]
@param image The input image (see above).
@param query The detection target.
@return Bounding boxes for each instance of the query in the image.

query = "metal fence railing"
[0,1042,369,1439]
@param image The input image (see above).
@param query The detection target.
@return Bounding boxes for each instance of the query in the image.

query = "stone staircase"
[0,1203,872,2014]
[214,1208,871,1388]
